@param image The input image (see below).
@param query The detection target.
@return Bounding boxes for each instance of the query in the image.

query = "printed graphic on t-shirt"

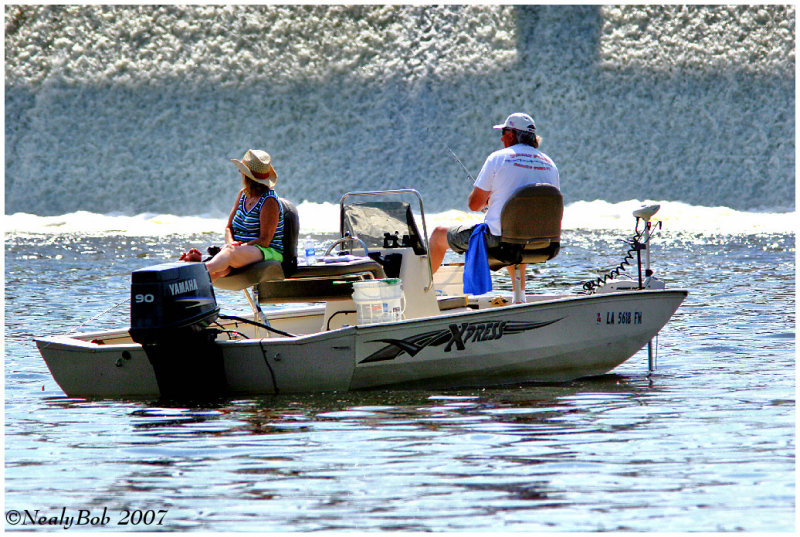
[508,151,555,171]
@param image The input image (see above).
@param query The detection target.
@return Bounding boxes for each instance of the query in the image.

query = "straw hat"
[231,149,278,188]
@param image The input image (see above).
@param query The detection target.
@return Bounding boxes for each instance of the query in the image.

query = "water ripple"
[4,230,794,532]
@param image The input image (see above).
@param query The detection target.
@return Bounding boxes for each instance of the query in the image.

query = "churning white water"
[5,200,796,238]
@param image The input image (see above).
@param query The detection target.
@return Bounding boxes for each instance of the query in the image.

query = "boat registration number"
[597,311,642,325]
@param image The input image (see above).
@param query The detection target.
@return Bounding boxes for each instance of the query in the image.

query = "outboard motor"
[129,262,226,399]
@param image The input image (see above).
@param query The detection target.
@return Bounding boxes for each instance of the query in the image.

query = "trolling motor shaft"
[632,204,663,373]
[634,204,659,281]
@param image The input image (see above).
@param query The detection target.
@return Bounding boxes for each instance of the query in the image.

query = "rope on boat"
[217,314,297,338]
[214,327,249,340]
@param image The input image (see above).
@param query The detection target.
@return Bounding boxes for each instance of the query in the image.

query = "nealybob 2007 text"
[6,508,167,529]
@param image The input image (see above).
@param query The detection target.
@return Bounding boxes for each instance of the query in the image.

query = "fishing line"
[69,297,131,334]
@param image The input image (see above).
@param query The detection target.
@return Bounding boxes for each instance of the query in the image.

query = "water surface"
[4,229,795,531]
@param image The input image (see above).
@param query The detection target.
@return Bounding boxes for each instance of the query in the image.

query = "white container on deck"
[352,278,405,324]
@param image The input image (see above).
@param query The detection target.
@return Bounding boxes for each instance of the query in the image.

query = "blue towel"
[463,223,492,295]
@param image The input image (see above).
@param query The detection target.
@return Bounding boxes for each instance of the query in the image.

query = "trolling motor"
[129,262,227,398]
[583,204,666,373]
[583,204,664,294]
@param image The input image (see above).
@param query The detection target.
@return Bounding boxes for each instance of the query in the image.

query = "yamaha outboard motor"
[129,262,226,399]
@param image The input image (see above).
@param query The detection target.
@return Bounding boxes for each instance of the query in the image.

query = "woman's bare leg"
[205,244,263,281]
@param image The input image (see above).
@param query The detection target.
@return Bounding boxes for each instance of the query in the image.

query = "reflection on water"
[9,372,791,532]
[4,229,795,532]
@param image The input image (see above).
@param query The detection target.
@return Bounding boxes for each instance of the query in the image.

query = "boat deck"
[65,293,575,346]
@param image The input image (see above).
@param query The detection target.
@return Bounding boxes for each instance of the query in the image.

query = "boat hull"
[36,290,687,398]
[350,289,685,388]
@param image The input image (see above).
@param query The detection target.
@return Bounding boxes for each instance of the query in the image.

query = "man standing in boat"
[429,112,560,297]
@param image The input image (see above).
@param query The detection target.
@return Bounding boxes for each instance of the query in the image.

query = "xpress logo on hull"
[360,318,562,364]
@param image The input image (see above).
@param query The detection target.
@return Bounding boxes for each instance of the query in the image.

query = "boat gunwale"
[35,289,688,349]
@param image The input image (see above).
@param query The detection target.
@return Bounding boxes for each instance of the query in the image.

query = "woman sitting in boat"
[180,149,284,281]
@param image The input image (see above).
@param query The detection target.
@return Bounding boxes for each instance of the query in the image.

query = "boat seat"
[486,183,563,270]
[213,256,386,291]
[213,198,386,300]
[212,259,286,291]
[255,262,385,303]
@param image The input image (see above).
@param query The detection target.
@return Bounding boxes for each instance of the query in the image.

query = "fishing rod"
[424,126,475,183]
[424,127,487,211]
[437,137,488,212]
[444,143,475,183]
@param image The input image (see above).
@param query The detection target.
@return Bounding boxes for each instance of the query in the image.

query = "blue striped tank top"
[230,190,284,253]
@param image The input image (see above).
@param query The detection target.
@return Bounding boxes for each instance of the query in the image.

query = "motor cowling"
[129,262,219,345]
[129,262,226,399]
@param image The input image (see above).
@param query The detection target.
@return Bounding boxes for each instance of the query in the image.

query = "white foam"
[6,201,794,237]
[5,211,226,236]
[562,200,797,235]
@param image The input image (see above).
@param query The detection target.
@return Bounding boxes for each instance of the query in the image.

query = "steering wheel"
[324,233,370,257]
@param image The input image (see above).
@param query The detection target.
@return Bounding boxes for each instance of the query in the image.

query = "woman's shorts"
[254,245,284,262]
[446,224,501,254]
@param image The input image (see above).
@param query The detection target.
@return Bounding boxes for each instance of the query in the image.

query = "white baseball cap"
[493,113,536,134]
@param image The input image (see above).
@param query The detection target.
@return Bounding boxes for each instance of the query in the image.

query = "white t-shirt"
[473,143,560,236]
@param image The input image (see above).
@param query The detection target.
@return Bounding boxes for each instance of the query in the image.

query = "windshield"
[340,201,426,254]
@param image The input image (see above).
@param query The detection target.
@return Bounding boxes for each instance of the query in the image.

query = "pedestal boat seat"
[485,183,563,271]
[213,198,386,303]
[480,183,563,302]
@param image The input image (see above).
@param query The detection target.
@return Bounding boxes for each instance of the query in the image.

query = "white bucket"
[352,278,405,325]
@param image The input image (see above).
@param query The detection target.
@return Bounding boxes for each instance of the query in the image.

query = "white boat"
[35,187,686,399]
